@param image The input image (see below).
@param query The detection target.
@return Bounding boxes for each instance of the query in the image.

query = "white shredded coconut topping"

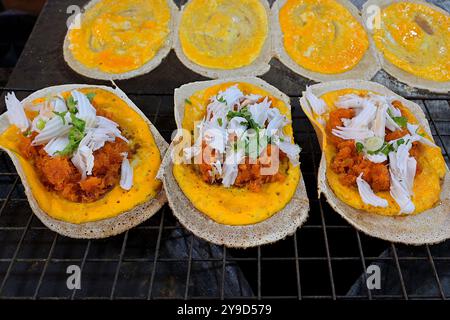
[5,90,132,191]
[182,85,301,188]
[326,93,437,214]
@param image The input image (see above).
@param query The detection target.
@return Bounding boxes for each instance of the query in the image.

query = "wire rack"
[0,85,448,300]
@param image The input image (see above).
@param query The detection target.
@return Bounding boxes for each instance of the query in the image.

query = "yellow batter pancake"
[67,0,171,74]
[173,82,300,225]
[313,89,446,216]
[0,88,162,224]
[373,2,450,82]
[178,0,269,70]
[279,0,369,74]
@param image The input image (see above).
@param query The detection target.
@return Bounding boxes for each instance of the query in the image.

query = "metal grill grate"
[0,86,448,300]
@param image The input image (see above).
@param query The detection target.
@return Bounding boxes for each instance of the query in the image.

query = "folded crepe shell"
[362,0,450,93]
[161,77,309,248]
[0,84,168,239]
[63,0,178,80]
[272,0,381,82]
[173,0,272,79]
[300,80,450,245]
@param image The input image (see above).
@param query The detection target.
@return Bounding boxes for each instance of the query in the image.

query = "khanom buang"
[0,85,167,238]
[160,77,309,248]
[300,80,449,244]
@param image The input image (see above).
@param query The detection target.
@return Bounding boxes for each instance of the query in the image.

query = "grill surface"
[0,0,449,300]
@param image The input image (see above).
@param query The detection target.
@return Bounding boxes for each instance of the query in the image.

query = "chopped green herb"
[250,119,261,131]
[387,108,394,118]
[67,96,74,105]
[380,143,394,156]
[56,131,83,156]
[86,92,96,102]
[23,129,32,137]
[36,118,46,131]
[227,111,239,120]
[387,108,407,128]
[392,116,408,128]
[217,96,226,104]
[226,106,263,157]
[227,107,248,121]
[185,98,192,105]
[279,137,285,143]
[396,138,405,146]
[66,96,77,113]
[53,111,68,125]
[70,113,86,132]
[366,141,393,156]
[356,142,364,153]
[228,107,261,130]
[56,115,86,157]
[217,118,223,126]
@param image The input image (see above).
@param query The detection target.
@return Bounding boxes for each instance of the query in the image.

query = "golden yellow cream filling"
[311,89,446,216]
[0,88,162,224]
[373,2,450,82]
[179,0,269,69]
[279,0,369,74]
[173,82,300,226]
[68,0,171,74]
